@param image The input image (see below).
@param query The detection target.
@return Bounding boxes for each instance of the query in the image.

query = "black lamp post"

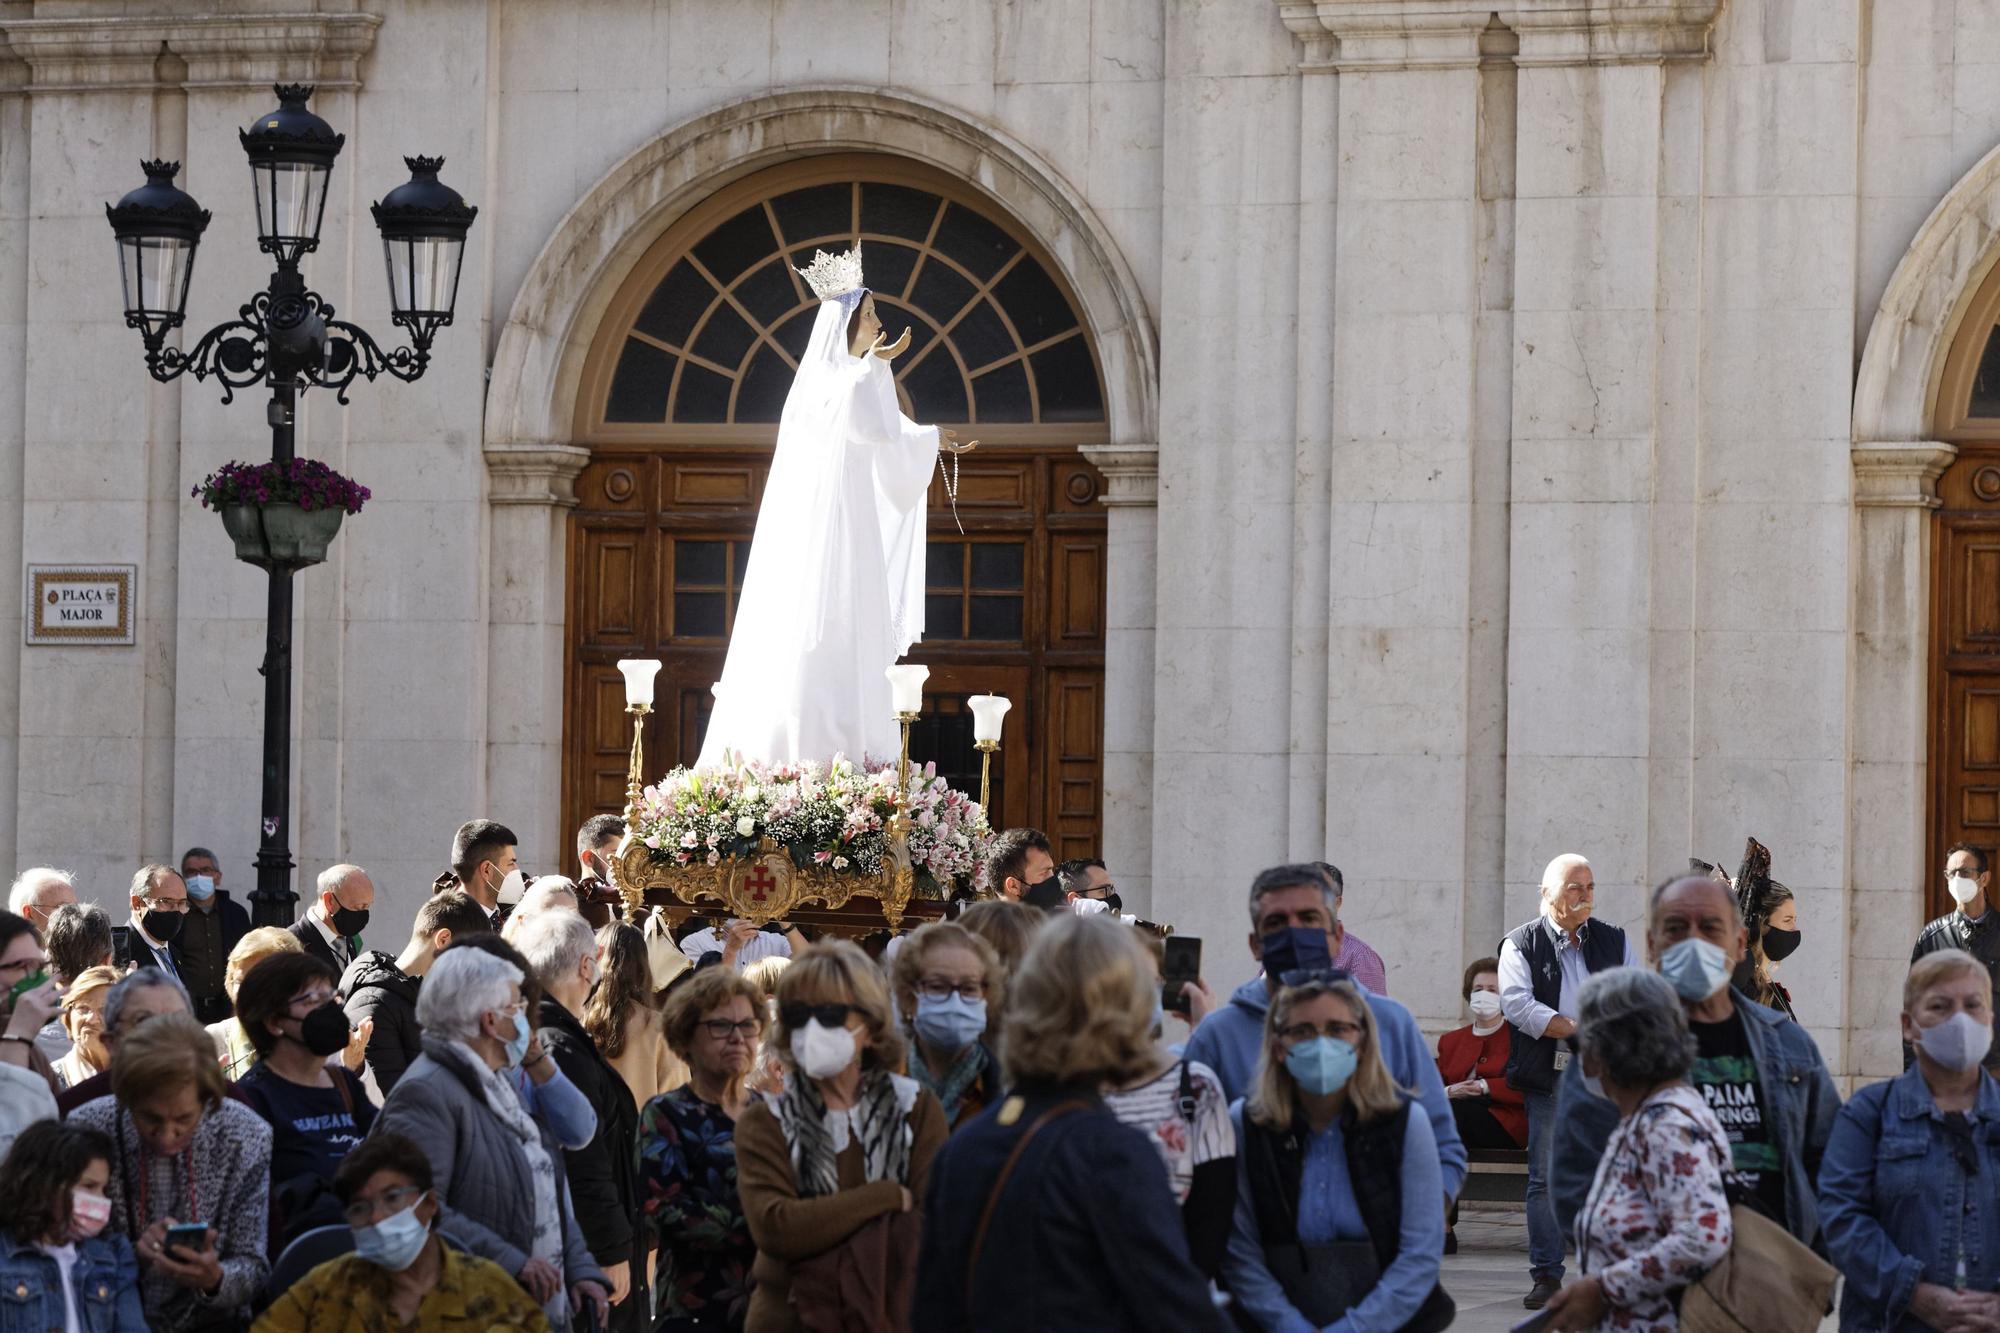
[106,84,477,928]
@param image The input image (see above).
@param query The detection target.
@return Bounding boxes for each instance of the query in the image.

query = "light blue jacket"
[1818,1065,2000,1330]
[0,1230,148,1332]
[1185,976,1467,1199]
[1552,988,1840,1248]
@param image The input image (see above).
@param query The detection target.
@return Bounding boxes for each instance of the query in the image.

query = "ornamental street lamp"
[106,84,477,928]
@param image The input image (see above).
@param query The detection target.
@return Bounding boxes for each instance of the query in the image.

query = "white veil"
[694,289,937,769]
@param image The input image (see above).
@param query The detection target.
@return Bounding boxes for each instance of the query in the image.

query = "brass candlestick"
[622,702,651,822]
[975,737,999,811]
[896,710,920,796]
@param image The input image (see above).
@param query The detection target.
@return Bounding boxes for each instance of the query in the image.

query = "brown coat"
[734,1085,947,1333]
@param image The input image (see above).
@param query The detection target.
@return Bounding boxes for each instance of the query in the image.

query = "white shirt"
[1497,914,1640,1038]
[37,1241,80,1333]
[128,918,179,978]
[679,925,792,968]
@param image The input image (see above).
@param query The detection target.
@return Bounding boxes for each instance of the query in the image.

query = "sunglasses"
[780,1002,855,1030]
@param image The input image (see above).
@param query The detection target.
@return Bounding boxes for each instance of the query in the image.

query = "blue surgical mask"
[353,1195,431,1271]
[1284,1036,1357,1096]
[185,874,215,902]
[1260,927,1334,985]
[912,993,987,1053]
[1658,937,1732,1002]
[501,1010,532,1067]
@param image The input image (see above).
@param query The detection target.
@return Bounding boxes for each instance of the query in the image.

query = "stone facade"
[0,0,1992,1078]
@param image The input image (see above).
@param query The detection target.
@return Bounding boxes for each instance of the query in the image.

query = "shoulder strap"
[965,1100,1089,1317]
[331,1068,356,1118]
[1177,1059,1198,1125]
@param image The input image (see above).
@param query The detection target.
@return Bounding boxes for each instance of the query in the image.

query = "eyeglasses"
[142,896,191,913]
[698,1018,761,1040]
[287,990,334,1012]
[917,978,985,1002]
[780,1002,855,1030]
[1280,1020,1362,1045]
[341,1186,426,1228]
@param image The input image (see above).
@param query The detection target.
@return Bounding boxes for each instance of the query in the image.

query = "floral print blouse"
[1574,1083,1735,1331]
[638,1085,754,1329]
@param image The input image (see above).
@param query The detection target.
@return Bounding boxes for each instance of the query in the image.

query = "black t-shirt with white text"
[1688,1009,1786,1222]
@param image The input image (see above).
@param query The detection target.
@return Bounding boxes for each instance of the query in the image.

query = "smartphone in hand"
[164,1222,208,1259]
[1161,936,1201,1015]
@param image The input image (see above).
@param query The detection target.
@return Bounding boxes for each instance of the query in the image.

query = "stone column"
[1849,441,1954,1080]
[0,33,26,875]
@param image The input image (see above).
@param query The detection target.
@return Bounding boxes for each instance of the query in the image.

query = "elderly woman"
[372,945,609,1331]
[0,1118,148,1331]
[54,963,122,1091]
[232,951,374,1247]
[890,921,1004,1130]
[69,1012,272,1331]
[1819,948,2000,1331]
[253,1132,547,1332]
[915,914,1229,1332]
[734,940,946,1332]
[1220,976,1450,1333]
[1544,967,1732,1333]
[206,926,302,1079]
[1435,956,1527,1150]
[639,964,767,1331]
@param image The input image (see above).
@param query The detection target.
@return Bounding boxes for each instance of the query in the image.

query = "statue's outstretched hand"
[873,327,911,360]
[939,427,979,455]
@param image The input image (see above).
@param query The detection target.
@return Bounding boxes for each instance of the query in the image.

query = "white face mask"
[1915,1010,1993,1072]
[1468,990,1502,1022]
[496,868,526,906]
[790,1018,859,1081]
[1950,874,1983,908]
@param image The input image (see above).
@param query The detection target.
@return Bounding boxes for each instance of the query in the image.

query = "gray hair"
[316,863,368,900]
[1245,863,1340,927]
[103,966,191,1035]
[1575,966,1696,1091]
[127,864,179,901]
[417,946,522,1042]
[510,908,596,989]
[1539,853,1590,897]
[45,903,113,984]
[7,867,74,915]
[1647,873,1744,930]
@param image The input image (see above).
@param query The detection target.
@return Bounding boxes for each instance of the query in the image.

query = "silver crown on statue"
[796,244,864,301]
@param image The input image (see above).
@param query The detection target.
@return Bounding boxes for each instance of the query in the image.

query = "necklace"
[937,448,964,535]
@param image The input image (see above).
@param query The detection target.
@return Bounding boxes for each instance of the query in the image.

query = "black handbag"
[1261,1239,1455,1333]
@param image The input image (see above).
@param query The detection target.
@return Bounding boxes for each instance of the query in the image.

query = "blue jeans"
[1525,1088,1565,1281]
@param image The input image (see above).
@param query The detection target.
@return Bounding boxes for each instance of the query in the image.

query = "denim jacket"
[1552,989,1841,1248]
[0,1229,148,1332]
[1817,1066,2000,1330]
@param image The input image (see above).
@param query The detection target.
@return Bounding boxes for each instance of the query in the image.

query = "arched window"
[565,156,1109,870]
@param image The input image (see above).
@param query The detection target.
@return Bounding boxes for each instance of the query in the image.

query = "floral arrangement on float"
[608,660,1011,932]
[628,756,993,898]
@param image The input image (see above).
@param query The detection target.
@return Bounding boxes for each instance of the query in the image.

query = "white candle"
[968,693,1011,743]
[886,663,929,715]
[616,658,662,709]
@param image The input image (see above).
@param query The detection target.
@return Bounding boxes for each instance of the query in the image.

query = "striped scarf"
[770,1069,911,1198]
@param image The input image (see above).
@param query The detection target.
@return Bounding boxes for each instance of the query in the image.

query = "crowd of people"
[0,822,1994,1331]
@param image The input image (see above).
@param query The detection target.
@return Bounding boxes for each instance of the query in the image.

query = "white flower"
[833,855,850,869]
[736,815,756,838]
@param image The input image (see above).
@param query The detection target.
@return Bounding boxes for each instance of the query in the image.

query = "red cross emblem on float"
[745,863,777,906]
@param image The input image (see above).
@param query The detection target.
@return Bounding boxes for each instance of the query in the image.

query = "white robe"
[696,294,937,770]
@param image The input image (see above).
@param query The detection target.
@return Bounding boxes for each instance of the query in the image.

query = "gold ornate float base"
[611,815,942,938]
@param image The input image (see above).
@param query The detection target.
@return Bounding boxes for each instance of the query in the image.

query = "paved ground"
[1443,1205,1838,1332]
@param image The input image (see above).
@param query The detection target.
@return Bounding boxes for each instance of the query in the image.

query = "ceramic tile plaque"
[26,565,135,645]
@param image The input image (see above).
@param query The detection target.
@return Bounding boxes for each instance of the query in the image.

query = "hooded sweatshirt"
[1185,975,1468,1200]
[340,951,423,1096]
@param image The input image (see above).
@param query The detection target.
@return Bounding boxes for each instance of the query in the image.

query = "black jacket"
[170,890,252,1022]
[111,923,182,981]
[1501,916,1628,1094]
[340,951,423,1096]
[535,996,639,1269]
[288,916,344,973]
[913,1084,1230,1333]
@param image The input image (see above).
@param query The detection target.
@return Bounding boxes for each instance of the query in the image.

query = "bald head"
[315,864,375,931]
[1646,874,1746,968]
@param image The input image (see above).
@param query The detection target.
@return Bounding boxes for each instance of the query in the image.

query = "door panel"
[1931,449,2000,917]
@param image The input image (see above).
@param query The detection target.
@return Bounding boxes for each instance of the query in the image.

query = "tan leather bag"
[1678,1199,1836,1333]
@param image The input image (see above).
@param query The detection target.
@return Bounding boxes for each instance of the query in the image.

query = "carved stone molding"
[1853,442,1957,510]
[485,444,592,509]
[1277,0,1724,70]
[0,12,380,94]
[1080,443,1160,508]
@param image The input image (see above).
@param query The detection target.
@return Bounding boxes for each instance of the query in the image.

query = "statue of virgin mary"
[696,245,968,770]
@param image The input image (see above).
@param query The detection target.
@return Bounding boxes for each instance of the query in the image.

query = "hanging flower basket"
[193,459,369,570]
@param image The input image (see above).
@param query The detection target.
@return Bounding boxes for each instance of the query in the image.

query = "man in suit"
[112,864,190,980]
[289,863,374,973]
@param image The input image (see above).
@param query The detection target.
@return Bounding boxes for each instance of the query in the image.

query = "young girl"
[0,1118,149,1330]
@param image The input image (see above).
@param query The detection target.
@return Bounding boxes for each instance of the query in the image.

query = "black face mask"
[1023,876,1067,913]
[1761,927,1801,962]
[330,904,370,939]
[141,906,185,944]
[1101,892,1123,913]
[295,1002,352,1057]
[1260,926,1334,984]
